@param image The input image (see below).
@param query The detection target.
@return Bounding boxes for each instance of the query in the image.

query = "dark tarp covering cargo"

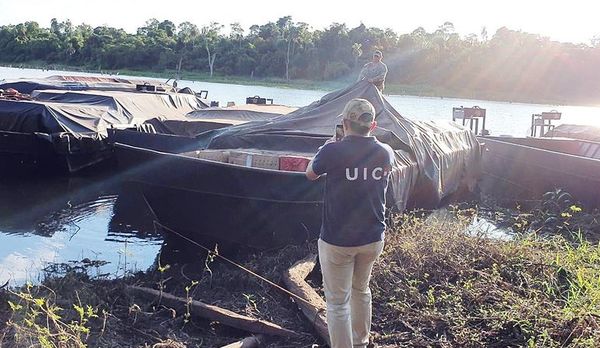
[0,75,175,94]
[193,81,482,210]
[143,104,297,137]
[188,104,297,122]
[0,89,207,173]
[1,90,207,135]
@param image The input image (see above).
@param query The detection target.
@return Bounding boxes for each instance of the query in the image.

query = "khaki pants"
[318,238,384,348]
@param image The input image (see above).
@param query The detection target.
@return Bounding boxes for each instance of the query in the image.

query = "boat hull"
[0,131,113,175]
[140,183,321,249]
[479,136,600,207]
[114,142,324,249]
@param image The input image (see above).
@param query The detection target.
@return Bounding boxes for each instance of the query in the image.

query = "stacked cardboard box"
[279,155,312,172]
[228,150,279,170]
[186,149,313,171]
[184,150,230,163]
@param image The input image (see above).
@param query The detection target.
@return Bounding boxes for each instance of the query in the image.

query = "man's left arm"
[305,160,320,181]
[306,141,333,180]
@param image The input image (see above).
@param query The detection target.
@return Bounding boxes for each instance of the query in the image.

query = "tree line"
[1,17,599,104]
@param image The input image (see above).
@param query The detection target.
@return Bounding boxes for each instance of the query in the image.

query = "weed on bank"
[372,208,600,347]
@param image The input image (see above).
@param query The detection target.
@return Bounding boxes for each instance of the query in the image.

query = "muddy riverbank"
[2,197,599,347]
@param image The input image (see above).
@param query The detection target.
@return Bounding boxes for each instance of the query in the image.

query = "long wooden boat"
[113,140,326,248]
[478,136,600,207]
[111,82,482,248]
[0,81,207,175]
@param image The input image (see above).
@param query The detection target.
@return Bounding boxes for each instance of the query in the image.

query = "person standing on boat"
[305,98,394,348]
[357,50,388,92]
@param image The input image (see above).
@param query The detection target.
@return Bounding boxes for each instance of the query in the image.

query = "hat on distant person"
[342,98,376,127]
[373,50,383,57]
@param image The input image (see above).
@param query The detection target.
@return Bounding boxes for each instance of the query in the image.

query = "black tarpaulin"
[33,89,209,115]
[142,103,298,137]
[195,81,481,209]
[0,75,174,94]
[0,90,207,136]
[188,104,297,122]
[0,100,114,134]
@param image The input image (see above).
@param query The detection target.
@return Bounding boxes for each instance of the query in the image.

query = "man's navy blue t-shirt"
[312,135,394,247]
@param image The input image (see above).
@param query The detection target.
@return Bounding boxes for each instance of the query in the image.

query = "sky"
[0,0,599,44]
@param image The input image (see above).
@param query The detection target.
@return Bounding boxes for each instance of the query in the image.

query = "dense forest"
[1,17,600,104]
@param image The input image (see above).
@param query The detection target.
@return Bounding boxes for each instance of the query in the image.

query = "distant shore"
[1,62,595,107]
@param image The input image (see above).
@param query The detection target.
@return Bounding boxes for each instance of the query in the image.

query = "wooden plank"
[282,254,330,347]
[126,286,298,338]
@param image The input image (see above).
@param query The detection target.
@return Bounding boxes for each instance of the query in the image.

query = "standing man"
[305,98,394,348]
[357,50,388,92]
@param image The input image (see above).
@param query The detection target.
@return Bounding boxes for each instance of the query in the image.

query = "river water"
[0,66,598,285]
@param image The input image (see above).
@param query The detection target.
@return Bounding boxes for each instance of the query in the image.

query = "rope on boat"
[153,220,322,311]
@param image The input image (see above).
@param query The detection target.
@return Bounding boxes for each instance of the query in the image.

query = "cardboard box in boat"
[187,149,312,171]
[228,150,279,170]
[185,150,230,163]
[279,155,311,172]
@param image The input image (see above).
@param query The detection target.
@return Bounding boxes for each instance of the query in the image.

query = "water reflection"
[0,169,285,286]
[0,173,163,286]
[465,216,512,241]
[108,184,162,241]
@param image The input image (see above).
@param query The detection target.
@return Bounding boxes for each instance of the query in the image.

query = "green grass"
[371,208,600,347]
